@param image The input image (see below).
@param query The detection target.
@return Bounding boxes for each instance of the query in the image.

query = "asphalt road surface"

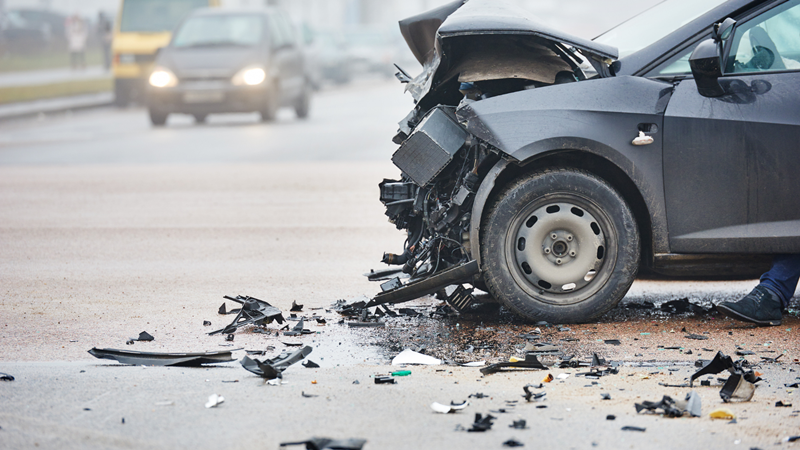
[1,80,799,449]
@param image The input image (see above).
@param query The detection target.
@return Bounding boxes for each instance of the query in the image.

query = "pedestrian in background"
[65,14,88,70]
[97,12,113,71]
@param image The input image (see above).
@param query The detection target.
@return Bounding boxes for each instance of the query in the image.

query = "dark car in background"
[372,0,800,323]
[146,7,311,126]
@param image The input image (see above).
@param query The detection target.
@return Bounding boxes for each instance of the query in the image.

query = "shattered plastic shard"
[290,301,303,312]
[374,376,396,384]
[0,372,14,381]
[88,348,236,366]
[465,413,496,432]
[137,331,154,341]
[683,391,702,417]
[279,438,367,450]
[621,426,646,432]
[205,394,224,408]
[480,353,546,375]
[392,349,442,366]
[604,340,621,345]
[720,374,755,402]
[509,419,528,429]
[303,360,320,368]
[709,408,735,420]
[503,439,525,447]
[461,361,486,367]
[685,334,709,340]
[431,401,469,413]
[240,346,313,380]
[210,295,285,336]
[522,385,546,402]
[775,401,792,407]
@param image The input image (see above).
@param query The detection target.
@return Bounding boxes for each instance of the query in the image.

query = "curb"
[0,92,115,121]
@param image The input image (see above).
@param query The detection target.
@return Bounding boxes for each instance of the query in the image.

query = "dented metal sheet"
[87,348,236,366]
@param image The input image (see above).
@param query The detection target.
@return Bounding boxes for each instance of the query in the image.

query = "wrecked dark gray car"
[373,0,800,323]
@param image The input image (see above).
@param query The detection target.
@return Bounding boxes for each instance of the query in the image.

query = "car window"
[726,0,800,73]
[653,47,696,76]
[276,14,296,47]
[268,13,286,49]
[173,14,263,48]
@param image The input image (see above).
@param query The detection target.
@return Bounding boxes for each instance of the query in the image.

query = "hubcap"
[512,201,606,298]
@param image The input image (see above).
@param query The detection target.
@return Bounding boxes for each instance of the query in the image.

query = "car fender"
[461,76,675,266]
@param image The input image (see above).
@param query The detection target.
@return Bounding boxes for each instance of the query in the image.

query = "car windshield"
[172,14,263,48]
[594,0,727,58]
[119,0,208,33]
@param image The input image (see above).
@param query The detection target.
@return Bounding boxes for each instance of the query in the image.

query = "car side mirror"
[690,39,725,97]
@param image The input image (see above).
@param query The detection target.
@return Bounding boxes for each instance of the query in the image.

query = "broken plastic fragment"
[503,439,524,447]
[461,361,486,367]
[464,413,495,432]
[709,408,735,419]
[720,373,755,402]
[290,301,303,312]
[301,391,318,398]
[203,321,211,326]
[480,353,546,375]
[621,426,646,432]
[0,373,15,381]
[601,393,611,400]
[279,438,367,450]
[374,376,396,384]
[431,400,469,414]
[240,346,313,380]
[775,401,792,407]
[543,373,554,383]
[88,348,235,366]
[556,373,570,380]
[522,385,546,402]
[509,419,528,429]
[682,391,702,417]
[635,396,685,418]
[205,394,224,408]
[685,334,708,340]
[604,340,621,345]
[391,370,411,377]
[302,360,320,368]
[210,295,285,336]
[392,349,442,366]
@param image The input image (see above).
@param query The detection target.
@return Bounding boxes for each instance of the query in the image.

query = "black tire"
[193,114,207,124]
[259,83,278,122]
[148,108,168,126]
[481,168,639,323]
[294,83,311,119]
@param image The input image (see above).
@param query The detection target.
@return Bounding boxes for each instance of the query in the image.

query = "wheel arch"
[470,142,659,273]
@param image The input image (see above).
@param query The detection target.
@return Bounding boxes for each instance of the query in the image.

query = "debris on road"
[284,318,313,336]
[660,298,712,315]
[392,348,442,365]
[210,295,285,336]
[240,346,312,380]
[279,438,367,449]
[522,385,546,402]
[775,401,792,407]
[205,394,224,408]
[503,438,524,447]
[88,348,236,366]
[689,351,760,402]
[635,391,701,418]
[685,334,708,340]
[462,413,496,432]
[480,353,546,375]
[374,376,396,384]
[621,426,646,432]
[709,408,735,420]
[431,400,469,413]
[0,372,14,381]
[126,331,155,345]
[302,360,320,368]
[290,301,303,312]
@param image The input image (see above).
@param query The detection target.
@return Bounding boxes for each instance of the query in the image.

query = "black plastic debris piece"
[226,334,235,342]
[660,298,710,314]
[621,426,646,432]
[685,334,708,340]
[469,393,488,399]
[606,415,616,420]
[315,318,327,324]
[218,303,241,315]
[591,353,607,367]
[522,384,546,402]
[210,295,285,335]
[503,439,524,447]
[785,383,800,388]
[290,301,304,312]
[626,301,655,309]
[279,437,367,450]
[786,436,800,443]
[445,285,475,312]
[689,351,761,402]
[0,372,14,381]
[701,380,711,386]
[347,322,385,328]
[374,376,396,384]
[604,339,621,346]
[578,367,619,379]
[126,331,155,345]
[524,343,561,354]
[736,349,756,356]
[285,318,314,336]
[301,391,318,398]
[635,396,683,418]
[240,346,312,380]
[303,360,320,368]
[535,405,547,409]
[509,419,528,429]
[88,348,235,366]
[775,401,792,407]
[465,413,496,432]
[332,300,367,317]
[283,342,303,347]
[203,321,211,326]
[481,353,546,375]
[601,393,611,400]
[760,354,784,363]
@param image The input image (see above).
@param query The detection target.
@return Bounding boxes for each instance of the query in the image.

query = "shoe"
[717,285,783,326]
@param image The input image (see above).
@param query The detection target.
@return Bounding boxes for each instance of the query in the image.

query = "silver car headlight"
[149,67,178,88]
[232,66,266,86]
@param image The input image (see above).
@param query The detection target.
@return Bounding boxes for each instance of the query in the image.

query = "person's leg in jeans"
[717,254,800,326]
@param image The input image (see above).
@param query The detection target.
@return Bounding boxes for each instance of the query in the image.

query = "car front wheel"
[481,168,640,323]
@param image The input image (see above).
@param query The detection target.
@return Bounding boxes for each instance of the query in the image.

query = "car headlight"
[149,68,178,88]
[232,66,266,86]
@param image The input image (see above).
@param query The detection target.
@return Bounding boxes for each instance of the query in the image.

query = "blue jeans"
[760,254,800,308]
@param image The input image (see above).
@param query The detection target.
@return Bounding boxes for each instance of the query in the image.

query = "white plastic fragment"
[632,131,654,146]
[557,373,570,380]
[205,394,224,408]
[392,349,442,366]
[431,401,469,414]
[154,401,174,406]
[461,361,486,367]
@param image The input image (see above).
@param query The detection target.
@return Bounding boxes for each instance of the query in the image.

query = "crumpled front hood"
[399,0,619,106]
[158,46,261,78]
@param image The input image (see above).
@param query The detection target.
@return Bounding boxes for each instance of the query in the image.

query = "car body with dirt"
[146,7,311,126]
[373,0,800,323]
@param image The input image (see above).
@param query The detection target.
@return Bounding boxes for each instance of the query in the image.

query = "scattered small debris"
[374,376,396,384]
[709,408,735,420]
[621,426,646,432]
[542,373,554,383]
[240,346,312,380]
[391,370,411,377]
[522,385,546,402]
[210,295,285,336]
[284,318,313,336]
[431,401,469,414]
[635,392,701,418]
[126,331,155,345]
[392,349,442,366]
[0,373,14,381]
[302,360,320,368]
[690,351,760,402]
[463,413,495,432]
[776,401,792,407]
[660,298,711,314]
[509,419,528,429]
[203,321,211,326]
[503,439,524,447]
[301,391,318,398]
[685,334,708,340]
[279,438,366,449]
[468,393,488,399]
[290,301,303,312]
[606,415,616,420]
[226,334,235,342]
[604,340,621,346]
[88,348,236,366]
[601,393,611,400]
[205,394,224,409]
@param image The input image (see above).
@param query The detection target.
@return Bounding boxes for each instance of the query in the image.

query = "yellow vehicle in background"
[113,0,219,106]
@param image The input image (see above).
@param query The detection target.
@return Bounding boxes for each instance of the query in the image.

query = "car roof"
[616,0,768,76]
